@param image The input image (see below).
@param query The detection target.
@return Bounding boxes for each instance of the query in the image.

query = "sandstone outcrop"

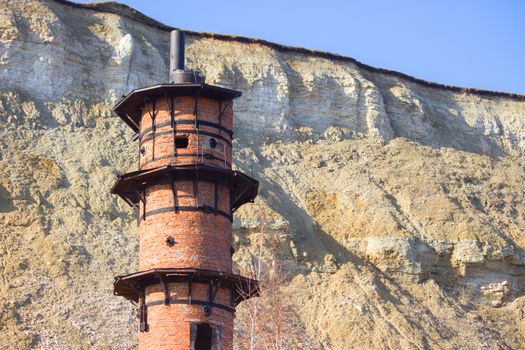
[0,1,523,349]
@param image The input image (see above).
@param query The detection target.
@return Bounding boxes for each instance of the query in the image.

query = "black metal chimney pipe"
[169,29,205,84]
[170,30,185,73]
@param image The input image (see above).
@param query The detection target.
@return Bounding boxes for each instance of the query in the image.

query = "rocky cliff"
[0,0,524,349]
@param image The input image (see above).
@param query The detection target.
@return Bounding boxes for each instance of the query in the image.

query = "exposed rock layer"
[0,1,524,349]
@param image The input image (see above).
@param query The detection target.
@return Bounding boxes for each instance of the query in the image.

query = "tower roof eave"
[113,267,260,306]
[111,164,258,211]
[113,83,242,132]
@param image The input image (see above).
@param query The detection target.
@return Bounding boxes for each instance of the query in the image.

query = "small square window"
[175,137,189,148]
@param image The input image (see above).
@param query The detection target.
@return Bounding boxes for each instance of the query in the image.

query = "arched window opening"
[190,323,221,350]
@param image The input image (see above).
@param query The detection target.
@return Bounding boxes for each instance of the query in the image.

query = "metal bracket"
[203,279,223,316]
[125,282,142,298]
[188,276,193,305]
[230,287,236,307]
[125,113,140,131]
[144,97,158,160]
[164,91,179,156]
[164,91,175,127]
[193,166,199,206]
[139,290,148,332]
[194,89,201,127]
[158,275,170,305]
[214,179,219,215]
[144,97,158,126]
[229,184,236,214]
[137,116,142,169]
[232,184,253,213]
[134,188,146,221]
[217,100,231,129]
[167,172,178,213]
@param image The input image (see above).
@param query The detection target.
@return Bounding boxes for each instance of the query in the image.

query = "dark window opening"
[165,236,176,247]
[175,137,189,148]
[195,323,213,350]
[209,138,217,149]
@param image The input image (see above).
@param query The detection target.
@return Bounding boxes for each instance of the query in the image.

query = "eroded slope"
[0,0,524,349]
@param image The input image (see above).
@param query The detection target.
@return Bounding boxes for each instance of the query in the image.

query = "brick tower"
[111,30,259,350]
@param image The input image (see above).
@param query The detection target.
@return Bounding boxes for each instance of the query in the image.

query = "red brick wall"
[138,181,232,272]
[139,96,233,170]
[139,282,234,350]
[135,94,237,350]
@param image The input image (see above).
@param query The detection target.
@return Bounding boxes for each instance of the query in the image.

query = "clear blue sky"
[77,0,524,93]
